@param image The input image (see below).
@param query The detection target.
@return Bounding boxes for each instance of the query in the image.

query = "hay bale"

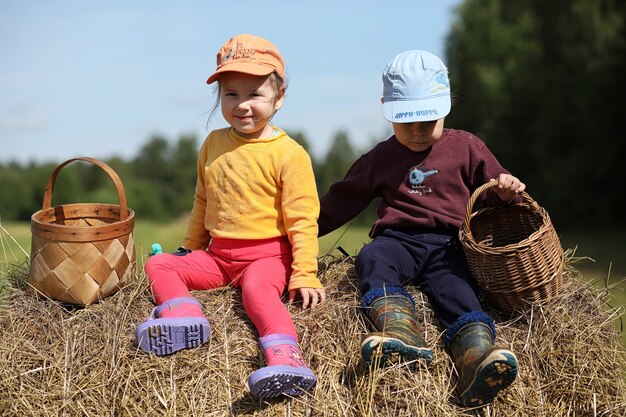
[0,251,625,416]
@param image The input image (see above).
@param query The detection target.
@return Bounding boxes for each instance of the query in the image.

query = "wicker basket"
[28,157,136,306]
[459,180,564,312]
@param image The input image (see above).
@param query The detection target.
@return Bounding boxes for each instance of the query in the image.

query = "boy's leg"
[416,233,518,407]
[414,232,483,329]
[444,313,518,407]
[356,235,433,367]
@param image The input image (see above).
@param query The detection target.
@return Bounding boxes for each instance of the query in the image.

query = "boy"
[318,50,521,407]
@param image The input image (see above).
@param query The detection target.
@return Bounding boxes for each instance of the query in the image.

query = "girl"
[135,34,325,400]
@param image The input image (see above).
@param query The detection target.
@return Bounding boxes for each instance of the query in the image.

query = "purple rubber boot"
[247,334,317,399]
[135,297,211,356]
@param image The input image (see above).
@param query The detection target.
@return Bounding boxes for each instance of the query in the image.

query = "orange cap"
[206,34,285,84]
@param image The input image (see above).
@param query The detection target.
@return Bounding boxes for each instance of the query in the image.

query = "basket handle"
[461,179,539,238]
[41,157,129,220]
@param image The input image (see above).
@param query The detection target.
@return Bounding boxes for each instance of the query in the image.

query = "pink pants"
[144,236,297,339]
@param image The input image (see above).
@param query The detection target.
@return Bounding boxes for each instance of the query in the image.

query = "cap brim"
[382,95,451,122]
[206,63,276,84]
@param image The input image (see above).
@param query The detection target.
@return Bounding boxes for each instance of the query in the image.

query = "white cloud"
[0,114,47,131]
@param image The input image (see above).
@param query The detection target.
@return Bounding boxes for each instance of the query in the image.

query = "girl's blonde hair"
[205,72,287,130]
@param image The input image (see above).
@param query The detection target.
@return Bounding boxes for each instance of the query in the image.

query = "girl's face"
[392,118,445,152]
[219,72,284,139]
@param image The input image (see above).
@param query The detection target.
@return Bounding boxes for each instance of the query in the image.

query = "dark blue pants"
[355,228,483,330]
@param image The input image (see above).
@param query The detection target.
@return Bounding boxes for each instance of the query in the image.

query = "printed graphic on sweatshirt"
[407,167,439,195]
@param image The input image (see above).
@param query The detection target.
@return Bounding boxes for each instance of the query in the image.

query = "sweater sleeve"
[469,136,522,207]
[318,154,377,237]
[183,140,212,250]
[280,146,323,291]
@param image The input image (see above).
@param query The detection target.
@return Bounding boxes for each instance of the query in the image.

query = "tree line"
[1,0,624,232]
[0,131,374,225]
[444,0,625,230]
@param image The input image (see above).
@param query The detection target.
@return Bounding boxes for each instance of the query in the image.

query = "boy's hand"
[492,173,526,202]
[289,287,326,310]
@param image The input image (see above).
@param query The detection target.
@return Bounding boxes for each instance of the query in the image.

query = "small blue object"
[150,243,163,256]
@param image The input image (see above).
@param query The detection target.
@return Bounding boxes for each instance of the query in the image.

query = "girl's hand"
[492,173,526,202]
[289,287,326,310]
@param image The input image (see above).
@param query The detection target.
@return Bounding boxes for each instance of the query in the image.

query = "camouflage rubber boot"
[360,295,433,368]
[448,321,518,407]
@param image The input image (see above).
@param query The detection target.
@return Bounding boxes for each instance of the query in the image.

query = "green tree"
[0,165,32,220]
[131,135,174,184]
[170,135,199,216]
[445,0,626,229]
[129,134,200,220]
[286,130,312,155]
[317,131,358,195]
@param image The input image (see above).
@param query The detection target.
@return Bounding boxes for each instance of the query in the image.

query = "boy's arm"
[471,138,524,207]
[491,173,525,202]
[318,157,376,237]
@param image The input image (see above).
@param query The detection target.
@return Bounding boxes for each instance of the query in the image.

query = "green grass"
[559,229,626,284]
[2,220,625,306]
[0,219,190,265]
[319,225,371,257]
[3,220,625,278]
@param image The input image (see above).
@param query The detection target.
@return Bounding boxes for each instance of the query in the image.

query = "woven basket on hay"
[28,157,136,306]
[459,180,564,312]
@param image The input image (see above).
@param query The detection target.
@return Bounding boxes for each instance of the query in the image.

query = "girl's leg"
[227,238,315,398]
[145,249,229,317]
[239,256,295,338]
[247,333,317,399]
[136,250,227,355]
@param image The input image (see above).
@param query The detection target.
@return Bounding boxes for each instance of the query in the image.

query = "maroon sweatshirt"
[319,128,514,237]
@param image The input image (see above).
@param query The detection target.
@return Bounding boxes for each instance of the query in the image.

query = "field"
[2,218,625,288]
[1,219,625,415]
[2,219,625,332]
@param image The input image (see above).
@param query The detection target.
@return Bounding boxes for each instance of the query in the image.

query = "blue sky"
[0,0,462,164]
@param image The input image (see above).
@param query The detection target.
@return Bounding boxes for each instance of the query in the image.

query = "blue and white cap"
[382,50,451,123]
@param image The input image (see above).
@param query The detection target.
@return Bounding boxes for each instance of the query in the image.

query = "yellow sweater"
[183,127,321,291]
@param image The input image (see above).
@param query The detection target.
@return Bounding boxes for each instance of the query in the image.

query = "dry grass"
[0,251,625,417]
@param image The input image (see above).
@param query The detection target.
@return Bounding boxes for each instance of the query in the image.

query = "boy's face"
[392,118,445,152]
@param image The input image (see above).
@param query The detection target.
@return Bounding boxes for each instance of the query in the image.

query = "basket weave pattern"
[28,157,136,306]
[459,180,564,312]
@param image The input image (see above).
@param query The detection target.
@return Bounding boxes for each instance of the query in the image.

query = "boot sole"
[135,317,211,356]
[361,335,433,368]
[459,349,518,407]
[247,365,317,399]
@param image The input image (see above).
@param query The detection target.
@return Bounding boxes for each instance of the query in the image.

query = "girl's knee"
[241,277,284,298]
[144,255,173,282]
[242,257,289,289]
